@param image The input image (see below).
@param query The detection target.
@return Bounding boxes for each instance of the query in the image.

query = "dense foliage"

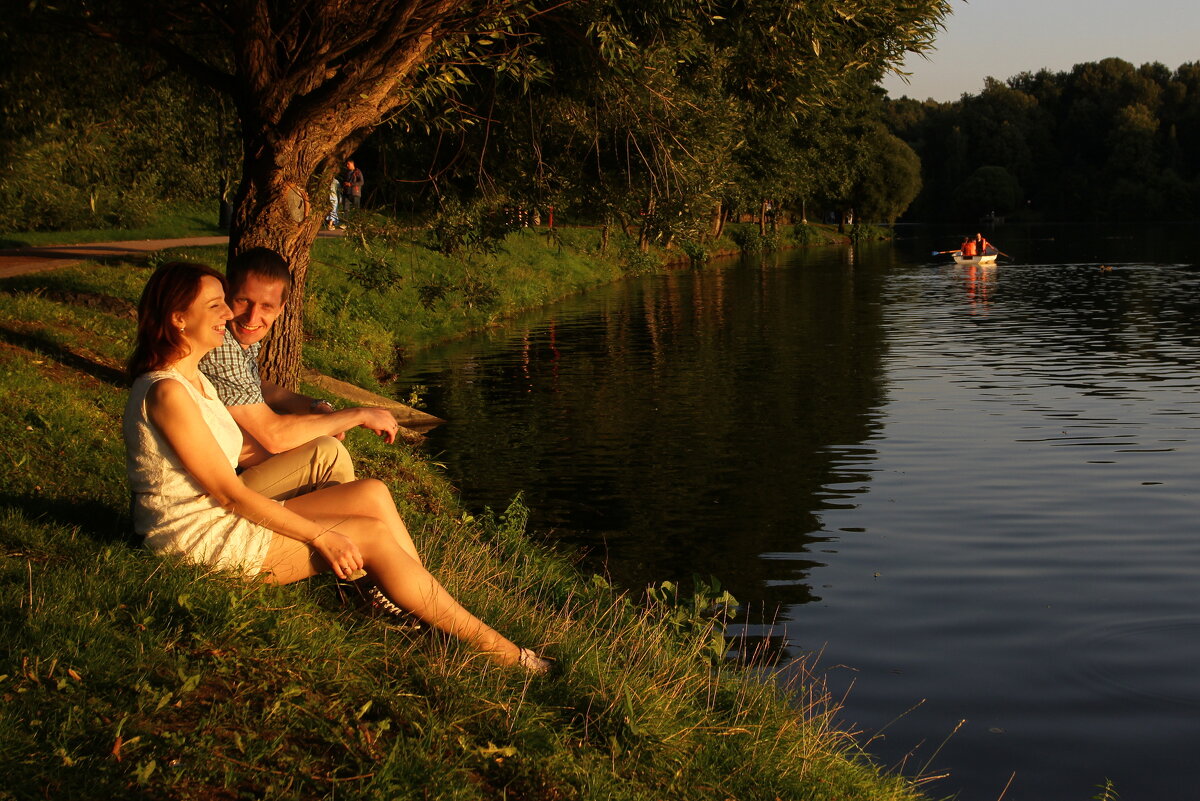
[2,1,948,239]
[361,0,946,239]
[0,0,947,387]
[886,57,1200,222]
[0,23,239,231]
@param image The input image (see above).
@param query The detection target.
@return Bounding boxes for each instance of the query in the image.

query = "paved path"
[0,236,228,279]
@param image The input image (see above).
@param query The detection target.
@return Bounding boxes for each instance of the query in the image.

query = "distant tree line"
[885,57,1200,223]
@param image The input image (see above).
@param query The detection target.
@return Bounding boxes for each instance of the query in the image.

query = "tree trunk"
[228,130,337,390]
[709,200,723,239]
[758,197,768,236]
[638,196,656,252]
[837,207,855,234]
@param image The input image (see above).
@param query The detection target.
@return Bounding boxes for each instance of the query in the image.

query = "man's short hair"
[227,247,293,303]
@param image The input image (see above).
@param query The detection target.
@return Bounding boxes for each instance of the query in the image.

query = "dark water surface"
[398,224,1200,800]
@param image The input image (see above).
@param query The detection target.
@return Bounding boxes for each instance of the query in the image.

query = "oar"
[931,249,961,256]
[995,249,1012,260]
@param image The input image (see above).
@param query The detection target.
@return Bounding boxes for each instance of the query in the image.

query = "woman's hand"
[311,529,364,579]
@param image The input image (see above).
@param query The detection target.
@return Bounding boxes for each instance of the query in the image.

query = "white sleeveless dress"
[123,369,273,575]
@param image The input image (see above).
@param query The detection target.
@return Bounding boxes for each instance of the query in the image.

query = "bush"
[428,198,521,255]
[848,223,890,244]
[620,244,659,275]
[729,225,764,252]
[793,222,819,245]
[676,239,709,263]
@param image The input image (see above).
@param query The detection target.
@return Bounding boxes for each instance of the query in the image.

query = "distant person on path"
[198,248,401,464]
[325,176,344,230]
[342,160,364,210]
[123,261,550,673]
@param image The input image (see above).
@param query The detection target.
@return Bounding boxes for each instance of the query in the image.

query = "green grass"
[303,222,632,387]
[0,221,925,800]
[0,202,225,248]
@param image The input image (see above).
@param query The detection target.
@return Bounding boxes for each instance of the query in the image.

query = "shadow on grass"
[0,326,126,386]
[0,278,137,316]
[0,493,136,549]
[0,246,154,266]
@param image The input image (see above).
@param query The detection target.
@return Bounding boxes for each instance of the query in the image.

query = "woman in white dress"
[124,261,548,673]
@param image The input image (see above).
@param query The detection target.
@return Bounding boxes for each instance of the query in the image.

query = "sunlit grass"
[0,257,929,800]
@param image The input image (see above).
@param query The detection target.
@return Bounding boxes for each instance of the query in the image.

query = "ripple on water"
[1057,618,1200,710]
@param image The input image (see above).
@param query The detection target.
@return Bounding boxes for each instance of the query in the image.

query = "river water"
[398,224,1200,801]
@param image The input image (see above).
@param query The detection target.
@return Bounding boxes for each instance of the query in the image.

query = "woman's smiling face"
[175,275,233,355]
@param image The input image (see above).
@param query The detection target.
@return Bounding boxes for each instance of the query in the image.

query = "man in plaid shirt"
[199,248,401,499]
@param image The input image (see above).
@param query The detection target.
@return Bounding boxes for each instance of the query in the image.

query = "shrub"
[729,225,763,252]
[677,239,709,263]
[793,222,819,245]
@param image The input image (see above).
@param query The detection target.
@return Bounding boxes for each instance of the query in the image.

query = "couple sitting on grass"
[122,250,550,674]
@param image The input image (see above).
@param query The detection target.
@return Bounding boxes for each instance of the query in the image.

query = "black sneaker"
[363,584,425,633]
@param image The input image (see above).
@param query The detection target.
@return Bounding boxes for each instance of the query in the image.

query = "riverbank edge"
[0,222,926,800]
[298,217,871,390]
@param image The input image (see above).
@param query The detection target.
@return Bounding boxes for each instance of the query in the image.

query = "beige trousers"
[239,436,356,501]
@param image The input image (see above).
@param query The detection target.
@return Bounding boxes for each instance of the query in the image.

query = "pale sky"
[880,0,1200,102]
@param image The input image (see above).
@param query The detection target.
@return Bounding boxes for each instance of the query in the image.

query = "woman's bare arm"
[146,378,364,577]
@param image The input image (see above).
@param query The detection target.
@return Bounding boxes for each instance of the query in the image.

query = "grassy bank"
[0,215,926,800]
[301,214,861,389]
[0,202,225,249]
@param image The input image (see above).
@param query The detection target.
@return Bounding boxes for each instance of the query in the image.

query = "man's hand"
[310,399,346,441]
[357,407,400,444]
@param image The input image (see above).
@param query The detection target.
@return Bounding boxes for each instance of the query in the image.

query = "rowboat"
[953,253,997,266]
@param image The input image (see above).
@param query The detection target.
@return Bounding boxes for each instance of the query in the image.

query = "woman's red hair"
[127,261,227,381]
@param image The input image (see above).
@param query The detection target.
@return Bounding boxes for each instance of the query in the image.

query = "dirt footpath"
[0,236,231,279]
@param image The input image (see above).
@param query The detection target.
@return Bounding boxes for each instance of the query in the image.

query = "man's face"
[227,273,286,348]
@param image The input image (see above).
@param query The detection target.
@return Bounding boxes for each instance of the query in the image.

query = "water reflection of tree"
[418,250,891,615]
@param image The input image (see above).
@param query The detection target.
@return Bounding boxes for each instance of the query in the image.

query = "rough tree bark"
[226,1,465,389]
[709,200,723,240]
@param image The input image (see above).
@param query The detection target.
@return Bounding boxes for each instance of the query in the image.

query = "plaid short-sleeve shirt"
[198,328,265,407]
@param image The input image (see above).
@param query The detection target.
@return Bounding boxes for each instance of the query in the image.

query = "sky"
[879,0,1200,102]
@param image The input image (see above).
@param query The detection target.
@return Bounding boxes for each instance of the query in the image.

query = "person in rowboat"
[961,236,977,258]
[975,233,995,256]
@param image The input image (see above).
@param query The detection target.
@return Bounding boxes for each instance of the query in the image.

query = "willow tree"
[38,0,537,386]
[519,0,954,249]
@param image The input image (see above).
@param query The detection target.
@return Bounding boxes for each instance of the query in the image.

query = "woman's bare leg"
[280,478,421,565]
[259,515,521,666]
